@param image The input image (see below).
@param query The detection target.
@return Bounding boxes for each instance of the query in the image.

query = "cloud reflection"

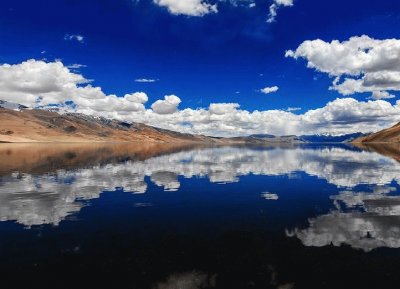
[287,186,400,251]
[0,145,399,227]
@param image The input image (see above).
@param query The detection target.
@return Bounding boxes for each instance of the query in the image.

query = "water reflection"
[1,144,400,228]
[287,185,400,251]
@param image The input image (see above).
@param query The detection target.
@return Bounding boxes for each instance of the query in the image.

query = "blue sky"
[1,0,400,136]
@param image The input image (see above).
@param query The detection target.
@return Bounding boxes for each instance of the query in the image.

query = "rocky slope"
[352,122,400,143]
[0,107,219,143]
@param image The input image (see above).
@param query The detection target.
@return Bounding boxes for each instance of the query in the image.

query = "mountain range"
[0,100,396,144]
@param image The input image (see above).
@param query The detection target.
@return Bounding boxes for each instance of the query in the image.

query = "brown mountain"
[0,107,220,143]
[352,122,400,143]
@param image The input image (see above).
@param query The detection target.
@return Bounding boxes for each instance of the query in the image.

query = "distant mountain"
[247,133,367,143]
[353,122,400,143]
[234,134,305,144]
[0,100,372,144]
[248,134,276,139]
[300,132,368,143]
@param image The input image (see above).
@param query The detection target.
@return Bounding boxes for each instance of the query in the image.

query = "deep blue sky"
[1,0,400,112]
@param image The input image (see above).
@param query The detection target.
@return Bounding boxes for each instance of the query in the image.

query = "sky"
[1,0,400,136]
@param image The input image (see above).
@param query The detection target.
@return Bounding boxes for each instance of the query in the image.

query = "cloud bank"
[1,59,400,136]
[286,35,400,99]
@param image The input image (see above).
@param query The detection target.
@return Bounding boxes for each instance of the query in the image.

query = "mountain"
[247,133,366,143]
[300,132,367,143]
[0,106,221,143]
[0,101,373,144]
[352,122,400,143]
[243,134,305,144]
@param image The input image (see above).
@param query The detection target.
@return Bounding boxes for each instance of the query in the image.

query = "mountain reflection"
[0,143,400,232]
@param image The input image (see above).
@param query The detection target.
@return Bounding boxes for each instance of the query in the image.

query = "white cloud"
[64,34,84,43]
[267,0,293,23]
[135,78,158,83]
[0,59,147,116]
[67,63,87,69]
[2,59,400,137]
[370,91,396,100]
[153,0,217,16]
[260,86,279,94]
[286,35,400,98]
[286,107,301,112]
[209,103,240,115]
[151,94,181,114]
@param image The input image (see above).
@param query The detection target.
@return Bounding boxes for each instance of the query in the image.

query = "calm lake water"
[1,143,400,288]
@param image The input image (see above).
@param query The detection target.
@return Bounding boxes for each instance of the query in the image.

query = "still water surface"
[1,143,400,288]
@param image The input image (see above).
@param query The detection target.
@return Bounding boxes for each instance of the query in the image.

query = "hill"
[352,122,400,143]
[0,106,219,143]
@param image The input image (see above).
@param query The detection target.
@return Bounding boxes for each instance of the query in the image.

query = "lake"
[1,143,400,288]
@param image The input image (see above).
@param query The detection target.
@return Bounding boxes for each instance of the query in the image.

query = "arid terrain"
[353,122,400,143]
[0,107,219,143]
[0,106,306,144]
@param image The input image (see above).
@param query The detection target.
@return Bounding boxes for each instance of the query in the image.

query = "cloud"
[67,63,87,69]
[153,0,217,16]
[370,91,396,100]
[135,78,158,83]
[64,34,84,43]
[2,59,400,137]
[286,107,301,112]
[260,86,279,94]
[267,0,294,23]
[209,103,240,115]
[0,59,148,116]
[151,94,181,114]
[286,35,400,98]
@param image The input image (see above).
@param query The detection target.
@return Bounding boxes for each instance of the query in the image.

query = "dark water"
[1,143,400,288]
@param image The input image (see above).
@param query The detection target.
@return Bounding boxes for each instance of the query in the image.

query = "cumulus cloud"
[260,86,279,94]
[153,0,217,16]
[64,34,84,43]
[286,35,400,98]
[267,0,294,23]
[2,59,400,137]
[370,91,395,100]
[135,78,158,83]
[151,94,181,114]
[130,98,400,137]
[209,103,240,115]
[0,59,148,116]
